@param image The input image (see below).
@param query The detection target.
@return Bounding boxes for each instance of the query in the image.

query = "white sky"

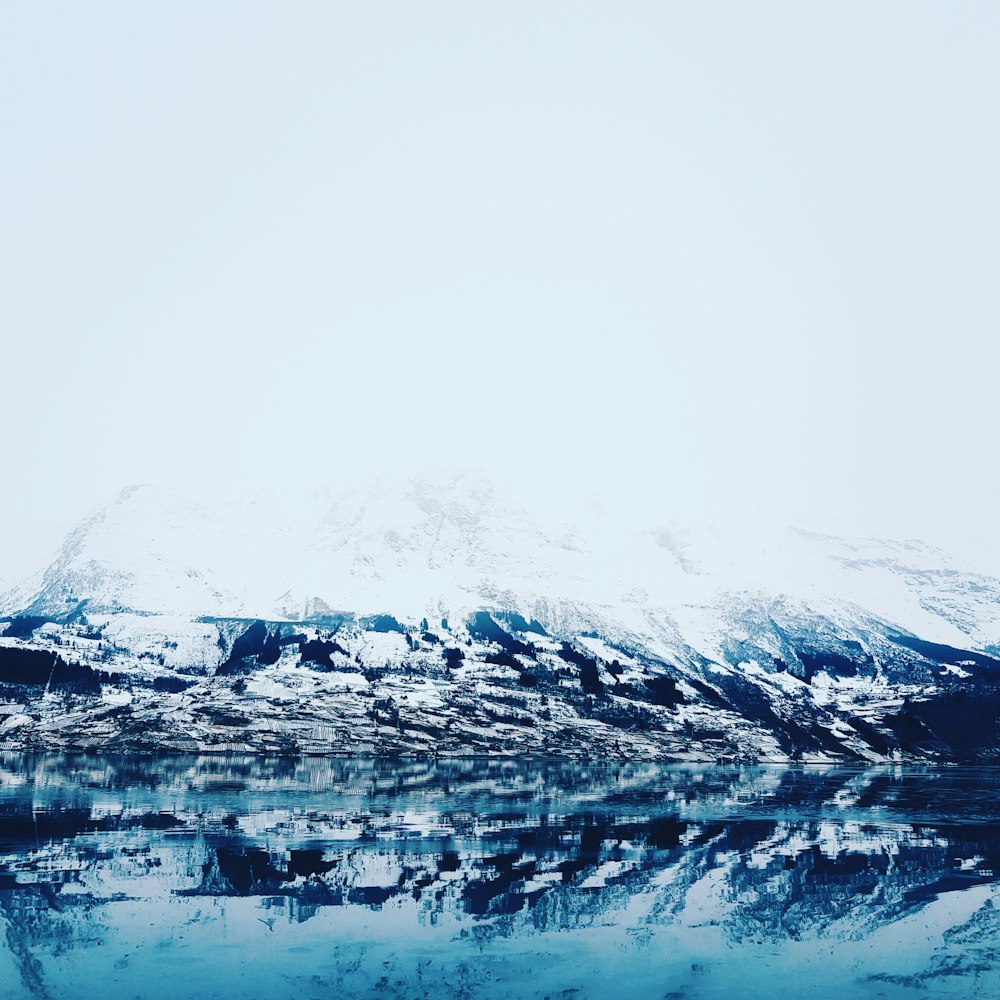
[2,2,999,577]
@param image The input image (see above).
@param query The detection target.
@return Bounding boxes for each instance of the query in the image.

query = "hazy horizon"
[4,3,999,579]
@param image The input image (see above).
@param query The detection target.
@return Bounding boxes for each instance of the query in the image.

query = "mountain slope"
[3,472,1000,760]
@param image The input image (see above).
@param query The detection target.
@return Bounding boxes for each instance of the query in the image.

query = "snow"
[0,714,32,732]
[9,473,999,654]
[3,471,1000,760]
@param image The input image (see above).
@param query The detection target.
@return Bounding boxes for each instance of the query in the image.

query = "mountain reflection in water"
[2,756,1000,999]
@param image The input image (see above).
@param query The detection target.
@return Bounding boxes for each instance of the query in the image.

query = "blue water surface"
[2,755,999,999]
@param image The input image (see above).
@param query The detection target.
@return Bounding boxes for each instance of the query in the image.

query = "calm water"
[2,756,1000,999]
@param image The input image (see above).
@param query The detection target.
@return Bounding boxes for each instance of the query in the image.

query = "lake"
[2,755,999,999]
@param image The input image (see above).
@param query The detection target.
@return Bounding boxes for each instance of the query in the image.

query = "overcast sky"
[3,2,999,577]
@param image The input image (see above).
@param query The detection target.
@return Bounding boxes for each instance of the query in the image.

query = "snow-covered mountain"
[3,471,1000,760]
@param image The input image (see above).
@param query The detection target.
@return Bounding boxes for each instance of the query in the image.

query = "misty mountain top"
[4,469,998,656]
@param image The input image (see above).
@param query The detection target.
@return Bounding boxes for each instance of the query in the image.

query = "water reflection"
[2,755,1000,998]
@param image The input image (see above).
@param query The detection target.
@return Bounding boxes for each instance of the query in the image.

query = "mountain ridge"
[3,472,1000,761]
